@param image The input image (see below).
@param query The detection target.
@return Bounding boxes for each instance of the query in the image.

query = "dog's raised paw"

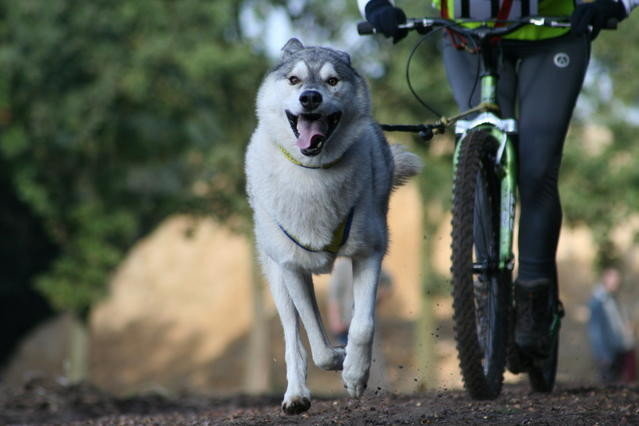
[331,346,346,370]
[317,346,346,371]
[282,397,311,415]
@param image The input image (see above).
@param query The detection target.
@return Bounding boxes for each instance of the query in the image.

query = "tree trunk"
[244,243,271,394]
[415,205,445,390]
[65,314,89,383]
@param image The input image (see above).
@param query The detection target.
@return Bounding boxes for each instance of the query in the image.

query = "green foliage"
[590,15,639,105]
[0,0,267,317]
[560,14,639,265]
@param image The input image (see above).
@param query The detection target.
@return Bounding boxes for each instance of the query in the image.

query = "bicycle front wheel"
[450,129,512,399]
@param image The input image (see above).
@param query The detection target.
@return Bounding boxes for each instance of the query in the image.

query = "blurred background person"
[587,266,636,384]
[327,257,393,390]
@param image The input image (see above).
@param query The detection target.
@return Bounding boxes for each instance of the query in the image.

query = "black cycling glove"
[365,0,408,43]
[571,0,627,40]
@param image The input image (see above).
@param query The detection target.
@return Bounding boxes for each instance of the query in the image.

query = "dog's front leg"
[342,254,382,398]
[264,257,311,415]
[280,266,346,372]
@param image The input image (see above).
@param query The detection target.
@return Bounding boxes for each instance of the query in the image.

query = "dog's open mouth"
[285,110,342,156]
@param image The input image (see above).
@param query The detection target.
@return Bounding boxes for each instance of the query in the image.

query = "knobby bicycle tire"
[450,129,512,400]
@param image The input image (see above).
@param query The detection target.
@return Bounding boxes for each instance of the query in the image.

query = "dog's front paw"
[343,378,367,398]
[282,396,311,415]
[342,350,370,398]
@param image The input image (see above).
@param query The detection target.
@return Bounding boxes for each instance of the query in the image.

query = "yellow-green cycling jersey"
[432,0,576,40]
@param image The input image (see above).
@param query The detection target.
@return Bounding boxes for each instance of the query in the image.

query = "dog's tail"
[390,144,423,188]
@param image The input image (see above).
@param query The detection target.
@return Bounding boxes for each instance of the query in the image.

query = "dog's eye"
[288,76,301,85]
[326,77,339,86]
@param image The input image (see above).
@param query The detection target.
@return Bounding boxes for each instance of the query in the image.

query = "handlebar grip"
[604,18,618,30]
[357,21,375,35]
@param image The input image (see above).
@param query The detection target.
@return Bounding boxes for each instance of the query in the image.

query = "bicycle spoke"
[472,159,498,369]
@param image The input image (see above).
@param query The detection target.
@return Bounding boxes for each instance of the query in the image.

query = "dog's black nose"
[299,90,322,110]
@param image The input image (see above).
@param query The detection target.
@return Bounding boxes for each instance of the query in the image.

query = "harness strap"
[278,207,355,254]
[442,2,468,50]
[443,0,516,49]
[278,145,341,169]
[491,0,500,17]
[460,0,470,18]
[441,0,450,18]
[496,0,515,26]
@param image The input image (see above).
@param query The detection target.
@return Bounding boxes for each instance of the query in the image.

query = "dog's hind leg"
[279,266,346,372]
[342,254,382,398]
[264,257,311,415]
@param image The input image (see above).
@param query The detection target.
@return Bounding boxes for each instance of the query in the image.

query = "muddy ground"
[1,378,638,425]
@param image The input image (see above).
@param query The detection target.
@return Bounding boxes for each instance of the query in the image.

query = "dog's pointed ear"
[333,49,351,66]
[281,38,304,59]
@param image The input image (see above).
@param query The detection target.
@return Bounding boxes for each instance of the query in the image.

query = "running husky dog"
[245,38,422,414]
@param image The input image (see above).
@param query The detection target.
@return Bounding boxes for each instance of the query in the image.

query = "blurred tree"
[0,157,55,367]
[0,0,267,377]
[561,16,639,266]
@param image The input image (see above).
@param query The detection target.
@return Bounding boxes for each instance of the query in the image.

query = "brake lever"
[414,21,433,35]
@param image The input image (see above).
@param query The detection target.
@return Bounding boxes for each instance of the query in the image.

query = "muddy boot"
[514,278,554,357]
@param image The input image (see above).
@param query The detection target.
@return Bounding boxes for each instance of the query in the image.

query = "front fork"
[492,128,517,272]
[453,121,517,272]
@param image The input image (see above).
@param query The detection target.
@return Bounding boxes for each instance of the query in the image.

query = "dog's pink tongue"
[296,118,327,149]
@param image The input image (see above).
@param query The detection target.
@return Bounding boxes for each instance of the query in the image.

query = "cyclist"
[358,0,632,359]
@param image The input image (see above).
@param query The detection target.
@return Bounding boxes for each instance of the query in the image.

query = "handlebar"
[359,16,617,141]
[357,16,618,38]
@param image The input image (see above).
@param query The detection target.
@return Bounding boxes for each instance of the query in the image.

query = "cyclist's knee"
[519,155,561,195]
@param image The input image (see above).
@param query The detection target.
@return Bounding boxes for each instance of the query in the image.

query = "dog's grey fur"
[245,38,422,414]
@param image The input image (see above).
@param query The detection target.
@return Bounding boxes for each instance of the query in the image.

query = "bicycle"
[359,16,616,399]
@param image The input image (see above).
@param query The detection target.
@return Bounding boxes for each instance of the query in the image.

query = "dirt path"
[2,378,638,425]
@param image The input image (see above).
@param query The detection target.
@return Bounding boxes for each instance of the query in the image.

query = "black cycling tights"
[442,32,591,282]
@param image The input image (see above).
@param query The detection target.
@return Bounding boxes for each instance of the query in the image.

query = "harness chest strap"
[278,207,355,254]
[275,143,353,253]
[278,144,342,169]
